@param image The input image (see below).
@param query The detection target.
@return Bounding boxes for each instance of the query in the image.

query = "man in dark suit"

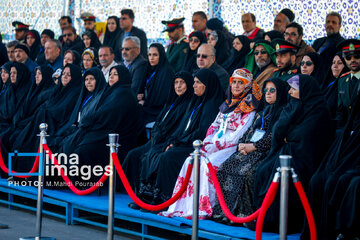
[312,12,344,71]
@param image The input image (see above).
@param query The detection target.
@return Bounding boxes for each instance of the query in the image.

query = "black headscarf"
[103,16,122,54]
[26,30,41,61]
[64,49,81,67]
[82,30,101,52]
[211,30,230,66]
[301,52,326,88]
[182,31,206,74]
[264,30,284,42]
[142,43,175,124]
[222,35,251,75]
[0,62,12,93]
[169,68,225,147]
[150,71,194,145]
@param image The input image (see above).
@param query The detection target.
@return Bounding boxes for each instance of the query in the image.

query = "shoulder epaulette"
[291,69,298,74]
[340,71,351,78]
[273,68,279,72]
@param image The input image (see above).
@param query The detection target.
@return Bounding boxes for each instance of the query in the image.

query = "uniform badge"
[349,43,355,51]
[346,77,349,82]
[276,44,280,51]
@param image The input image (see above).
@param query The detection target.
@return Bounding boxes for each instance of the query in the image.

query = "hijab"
[182,31,206,74]
[82,30,101,52]
[264,30,284,42]
[64,49,81,67]
[301,52,326,87]
[103,16,122,52]
[26,30,41,61]
[222,35,251,75]
[0,62,12,93]
[211,30,230,66]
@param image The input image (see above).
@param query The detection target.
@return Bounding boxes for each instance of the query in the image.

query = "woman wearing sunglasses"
[300,52,326,87]
[182,31,206,74]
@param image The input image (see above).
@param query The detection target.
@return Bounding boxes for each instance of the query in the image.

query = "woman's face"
[207,34,217,47]
[26,34,36,47]
[10,67,17,84]
[1,69,9,83]
[85,74,96,92]
[264,35,271,42]
[63,52,74,66]
[82,54,94,70]
[288,87,300,99]
[107,18,117,32]
[331,55,345,78]
[189,36,200,51]
[61,67,71,87]
[83,34,91,48]
[193,77,206,96]
[232,38,243,51]
[231,78,246,96]
[300,55,314,75]
[264,81,277,104]
[174,78,187,96]
[148,47,160,67]
[35,69,42,85]
[109,68,118,87]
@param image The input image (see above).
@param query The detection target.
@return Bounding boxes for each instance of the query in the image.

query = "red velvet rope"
[206,161,260,223]
[255,181,279,240]
[294,181,317,240]
[112,152,193,211]
[43,144,109,195]
[0,142,40,178]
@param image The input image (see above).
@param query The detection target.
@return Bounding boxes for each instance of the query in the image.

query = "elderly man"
[121,36,147,95]
[244,40,277,87]
[162,17,188,73]
[44,39,63,71]
[196,43,229,92]
[273,8,295,34]
[36,29,55,65]
[192,11,207,34]
[61,26,83,55]
[12,21,29,43]
[272,39,299,81]
[284,22,314,66]
[6,40,19,62]
[313,12,344,70]
[14,43,38,81]
[242,13,264,41]
[336,39,360,127]
[98,45,118,82]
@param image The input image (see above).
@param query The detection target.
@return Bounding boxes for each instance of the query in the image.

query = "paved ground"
[0,205,138,240]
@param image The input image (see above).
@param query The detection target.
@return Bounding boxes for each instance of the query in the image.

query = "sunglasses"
[189,38,200,43]
[196,54,212,59]
[121,47,135,51]
[344,53,360,61]
[263,87,276,94]
[254,50,267,56]
[300,61,313,66]
[63,33,73,37]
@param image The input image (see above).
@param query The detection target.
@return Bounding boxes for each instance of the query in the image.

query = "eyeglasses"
[63,33,73,37]
[254,50,267,56]
[263,88,276,94]
[121,47,136,51]
[196,54,212,59]
[284,32,298,37]
[343,53,360,61]
[300,61,313,66]
[189,38,200,43]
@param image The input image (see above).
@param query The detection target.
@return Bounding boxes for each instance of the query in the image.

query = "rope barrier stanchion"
[106,134,120,240]
[191,140,202,240]
[279,155,292,240]
[20,123,55,240]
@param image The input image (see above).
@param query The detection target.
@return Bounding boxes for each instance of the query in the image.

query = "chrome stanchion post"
[107,134,119,240]
[191,140,202,240]
[20,123,55,240]
[279,155,292,240]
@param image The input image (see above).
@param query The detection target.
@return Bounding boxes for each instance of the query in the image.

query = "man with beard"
[284,22,315,66]
[244,40,277,87]
[273,8,295,34]
[313,12,344,70]
[272,39,299,81]
[12,21,29,43]
[336,39,360,127]
[61,26,83,55]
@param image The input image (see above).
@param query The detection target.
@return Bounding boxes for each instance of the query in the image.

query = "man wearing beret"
[336,39,360,127]
[162,17,188,73]
[14,43,38,81]
[12,21,29,43]
[272,39,299,81]
[273,8,295,34]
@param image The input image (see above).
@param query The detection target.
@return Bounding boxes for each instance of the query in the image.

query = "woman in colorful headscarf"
[81,48,98,74]
[160,68,262,219]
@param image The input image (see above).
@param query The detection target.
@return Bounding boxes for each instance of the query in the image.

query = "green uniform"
[272,65,298,82]
[337,71,360,127]
[166,36,188,73]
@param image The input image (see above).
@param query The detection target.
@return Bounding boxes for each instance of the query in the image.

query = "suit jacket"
[312,33,344,70]
[116,26,148,62]
[126,55,148,95]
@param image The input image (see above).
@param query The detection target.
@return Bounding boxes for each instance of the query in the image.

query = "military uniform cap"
[161,17,185,32]
[272,38,299,54]
[81,12,96,21]
[12,21,29,31]
[337,39,360,53]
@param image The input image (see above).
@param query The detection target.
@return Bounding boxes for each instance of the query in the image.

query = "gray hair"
[6,40,19,49]
[199,43,216,56]
[123,36,140,49]
[208,31,218,42]
[47,39,62,52]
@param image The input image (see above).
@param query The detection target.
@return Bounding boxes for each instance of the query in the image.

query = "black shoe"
[128,202,141,210]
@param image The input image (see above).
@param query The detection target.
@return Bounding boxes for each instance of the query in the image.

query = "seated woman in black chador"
[82,30,101,53]
[63,49,81,67]
[222,35,251,75]
[136,68,224,205]
[299,52,326,88]
[138,43,174,125]
[123,71,194,199]
[212,77,288,224]
[103,16,122,61]
[182,31,206,74]
[60,65,143,184]
[252,74,333,233]
[207,30,230,66]
[0,62,12,100]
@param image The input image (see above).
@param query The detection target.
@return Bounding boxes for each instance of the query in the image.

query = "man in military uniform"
[272,39,299,81]
[81,12,96,32]
[336,39,360,127]
[162,17,188,73]
[12,21,29,43]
